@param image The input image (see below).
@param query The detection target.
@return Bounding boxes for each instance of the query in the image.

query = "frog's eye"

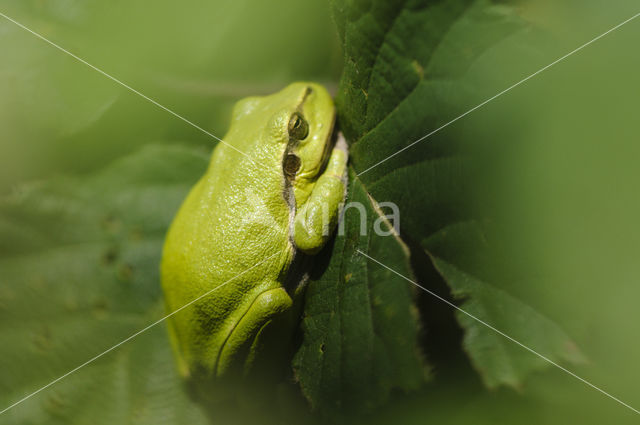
[288,112,309,140]
[283,153,301,179]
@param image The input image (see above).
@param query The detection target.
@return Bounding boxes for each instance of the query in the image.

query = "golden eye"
[283,153,301,179]
[288,112,309,140]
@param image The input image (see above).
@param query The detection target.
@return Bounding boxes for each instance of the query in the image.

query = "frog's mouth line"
[298,84,336,177]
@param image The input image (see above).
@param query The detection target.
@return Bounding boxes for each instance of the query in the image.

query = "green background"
[1,0,638,423]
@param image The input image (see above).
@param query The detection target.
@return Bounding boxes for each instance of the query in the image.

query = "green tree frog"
[161,82,347,381]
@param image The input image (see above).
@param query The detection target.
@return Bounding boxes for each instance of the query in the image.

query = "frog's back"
[160,82,335,377]
[160,138,294,375]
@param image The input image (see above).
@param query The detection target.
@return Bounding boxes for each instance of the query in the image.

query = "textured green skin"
[161,82,347,380]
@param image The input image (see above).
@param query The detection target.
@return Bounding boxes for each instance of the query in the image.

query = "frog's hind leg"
[215,286,293,377]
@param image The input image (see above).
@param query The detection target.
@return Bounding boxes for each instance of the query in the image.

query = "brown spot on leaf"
[117,264,134,282]
[102,247,118,265]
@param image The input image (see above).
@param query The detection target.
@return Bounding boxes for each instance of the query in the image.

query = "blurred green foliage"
[1,0,639,424]
[0,146,213,424]
[0,0,341,191]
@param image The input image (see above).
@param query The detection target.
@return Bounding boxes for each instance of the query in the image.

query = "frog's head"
[279,82,336,206]
[230,82,336,205]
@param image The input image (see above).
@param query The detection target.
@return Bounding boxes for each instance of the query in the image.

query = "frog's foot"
[215,287,292,377]
[293,137,348,254]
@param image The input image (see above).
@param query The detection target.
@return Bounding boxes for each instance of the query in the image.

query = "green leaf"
[0,145,211,424]
[432,255,585,389]
[293,170,426,415]
[331,0,584,389]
